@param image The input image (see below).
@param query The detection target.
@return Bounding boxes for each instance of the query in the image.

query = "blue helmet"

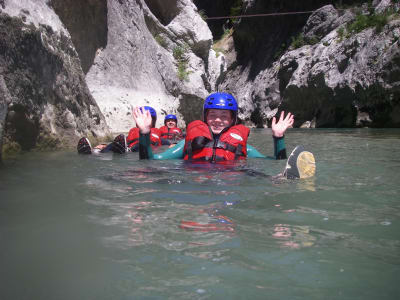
[164,114,177,124]
[203,92,238,124]
[142,106,157,118]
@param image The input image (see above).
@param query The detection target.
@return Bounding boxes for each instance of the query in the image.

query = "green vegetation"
[154,34,168,48]
[221,28,233,40]
[337,27,346,42]
[2,141,22,159]
[198,9,207,20]
[335,6,398,42]
[212,46,225,57]
[347,12,389,34]
[35,134,60,151]
[230,0,243,24]
[273,42,287,60]
[211,28,233,58]
[173,44,191,81]
[290,33,306,49]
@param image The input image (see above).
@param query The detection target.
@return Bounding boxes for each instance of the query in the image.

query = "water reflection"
[272,224,316,249]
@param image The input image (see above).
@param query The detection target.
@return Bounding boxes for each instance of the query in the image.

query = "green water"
[1,129,399,299]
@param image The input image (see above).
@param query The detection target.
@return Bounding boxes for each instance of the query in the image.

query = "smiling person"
[133,92,315,179]
[158,114,183,144]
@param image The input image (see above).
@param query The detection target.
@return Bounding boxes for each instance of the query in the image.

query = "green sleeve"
[139,133,154,159]
[273,136,287,159]
[246,136,287,160]
[247,144,267,158]
[153,140,185,160]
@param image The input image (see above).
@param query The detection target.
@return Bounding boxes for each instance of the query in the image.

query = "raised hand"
[271,111,294,137]
[132,106,152,134]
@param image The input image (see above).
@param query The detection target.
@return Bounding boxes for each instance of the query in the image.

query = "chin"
[211,128,223,134]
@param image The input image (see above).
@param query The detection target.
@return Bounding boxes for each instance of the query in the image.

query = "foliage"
[173,44,191,81]
[273,42,287,60]
[221,28,233,40]
[2,141,21,158]
[173,45,187,61]
[154,34,168,48]
[337,27,345,42]
[35,134,60,151]
[230,0,243,24]
[212,46,226,57]
[198,9,207,20]
[346,13,388,34]
[308,36,320,45]
[290,33,306,49]
[177,61,190,81]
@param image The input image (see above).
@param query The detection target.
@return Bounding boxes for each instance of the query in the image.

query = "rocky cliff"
[0,0,110,159]
[214,0,400,127]
[52,0,225,132]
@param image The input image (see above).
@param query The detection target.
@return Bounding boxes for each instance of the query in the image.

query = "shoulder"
[187,120,207,129]
[230,124,250,136]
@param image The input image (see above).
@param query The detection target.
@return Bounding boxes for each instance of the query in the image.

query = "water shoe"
[77,137,92,154]
[283,145,316,179]
[112,134,128,154]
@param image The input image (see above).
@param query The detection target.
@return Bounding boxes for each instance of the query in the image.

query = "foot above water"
[284,145,316,179]
[77,137,92,154]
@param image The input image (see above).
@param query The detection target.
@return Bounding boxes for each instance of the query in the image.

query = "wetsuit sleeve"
[273,136,287,159]
[247,144,267,158]
[153,140,185,160]
[139,133,154,159]
[246,136,287,160]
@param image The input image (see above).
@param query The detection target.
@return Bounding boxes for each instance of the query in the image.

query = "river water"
[0,129,399,300]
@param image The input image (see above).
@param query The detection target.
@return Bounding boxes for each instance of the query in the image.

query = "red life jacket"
[183,120,249,162]
[126,127,161,148]
[159,126,183,140]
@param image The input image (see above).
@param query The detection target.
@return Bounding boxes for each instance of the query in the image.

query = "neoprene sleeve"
[139,133,154,159]
[273,136,287,159]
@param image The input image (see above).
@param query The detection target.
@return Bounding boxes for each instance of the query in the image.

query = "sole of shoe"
[285,145,316,179]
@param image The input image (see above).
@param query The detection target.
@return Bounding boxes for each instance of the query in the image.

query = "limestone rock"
[219,1,400,128]
[0,1,110,157]
[83,0,220,132]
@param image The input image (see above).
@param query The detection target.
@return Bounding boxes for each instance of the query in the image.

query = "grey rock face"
[0,2,110,158]
[220,1,400,127]
[0,75,11,162]
[82,0,222,131]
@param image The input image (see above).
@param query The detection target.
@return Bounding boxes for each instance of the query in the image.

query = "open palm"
[132,106,152,134]
[271,111,294,137]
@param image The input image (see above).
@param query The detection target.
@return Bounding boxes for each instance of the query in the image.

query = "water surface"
[1,129,399,299]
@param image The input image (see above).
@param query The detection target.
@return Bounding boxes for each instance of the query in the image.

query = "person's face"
[206,109,233,134]
[165,119,177,129]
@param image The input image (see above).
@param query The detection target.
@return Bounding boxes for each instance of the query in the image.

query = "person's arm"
[139,132,154,159]
[273,136,287,159]
[132,107,153,159]
[271,111,293,160]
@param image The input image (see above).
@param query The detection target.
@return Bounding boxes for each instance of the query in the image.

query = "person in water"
[131,92,315,179]
[77,106,163,154]
[158,114,184,143]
